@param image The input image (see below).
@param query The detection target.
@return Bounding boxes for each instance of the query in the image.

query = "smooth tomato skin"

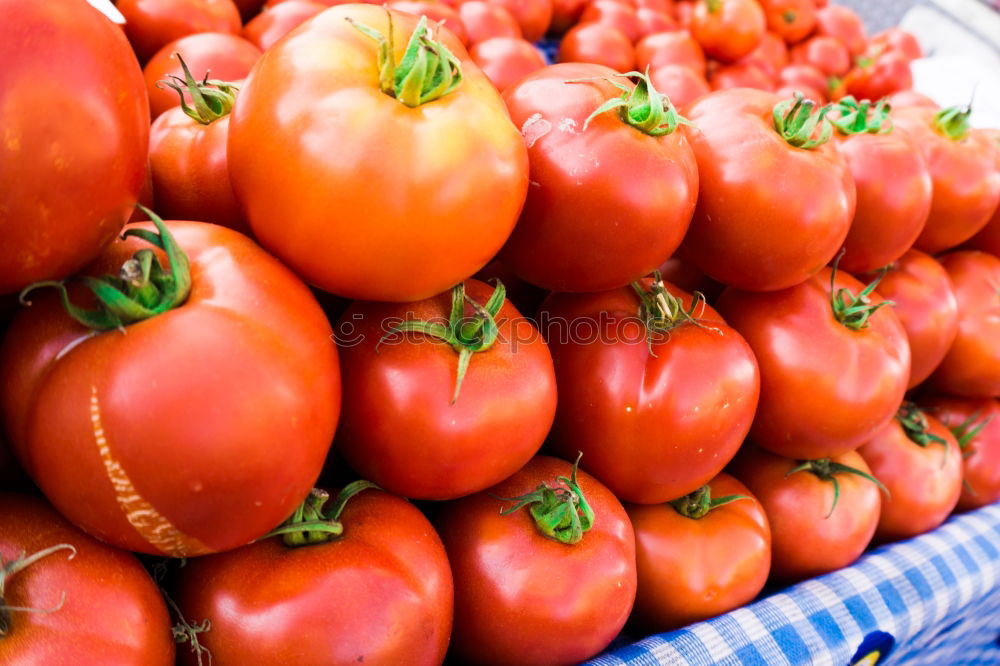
[0,493,175,665]
[230,6,528,302]
[690,0,765,63]
[871,27,922,62]
[717,268,911,459]
[681,88,855,292]
[858,412,962,542]
[0,0,148,295]
[242,1,326,51]
[390,1,469,44]
[814,4,866,55]
[759,0,815,44]
[470,37,546,92]
[871,250,958,389]
[460,1,523,43]
[118,0,241,63]
[579,0,641,42]
[844,51,912,102]
[964,129,1000,256]
[919,396,1000,511]
[174,489,453,666]
[650,63,711,107]
[636,30,707,75]
[739,31,789,79]
[928,251,1000,397]
[558,22,635,71]
[627,474,770,631]
[776,83,823,103]
[539,280,759,504]
[835,126,932,274]
[144,33,262,119]
[636,8,677,38]
[0,222,340,556]
[709,62,773,91]
[548,0,588,35]
[148,107,248,233]
[729,447,880,581]
[500,63,698,292]
[334,280,556,500]
[790,35,850,77]
[778,63,827,96]
[488,0,552,41]
[888,89,938,110]
[435,455,637,666]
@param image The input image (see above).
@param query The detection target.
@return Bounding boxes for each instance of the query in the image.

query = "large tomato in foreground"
[0,0,149,295]
[0,218,340,556]
[230,6,529,301]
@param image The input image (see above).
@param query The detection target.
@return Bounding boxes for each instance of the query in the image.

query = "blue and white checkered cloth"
[589,502,1000,665]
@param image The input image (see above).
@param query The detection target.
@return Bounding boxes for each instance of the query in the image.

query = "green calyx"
[782,9,797,23]
[631,271,721,355]
[786,459,889,519]
[830,96,893,135]
[669,484,749,520]
[378,281,505,404]
[496,454,595,545]
[573,69,690,136]
[0,544,77,637]
[19,207,191,332]
[348,13,462,107]
[897,402,949,459]
[934,104,972,141]
[829,252,894,331]
[944,409,993,458]
[262,481,381,548]
[705,0,721,13]
[157,53,238,125]
[773,93,834,149]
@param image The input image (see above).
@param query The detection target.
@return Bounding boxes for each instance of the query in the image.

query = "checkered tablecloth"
[589,503,1000,666]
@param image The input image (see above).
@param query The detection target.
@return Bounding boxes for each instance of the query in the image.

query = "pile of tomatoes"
[2,0,1000,663]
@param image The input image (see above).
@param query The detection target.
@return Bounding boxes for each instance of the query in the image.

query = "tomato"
[870,27,922,62]
[689,0,765,63]
[887,89,938,110]
[738,30,788,79]
[558,22,635,71]
[118,0,241,63]
[709,61,773,90]
[627,474,770,631]
[928,251,1000,397]
[471,37,546,92]
[814,4,866,55]
[435,455,637,665]
[539,277,759,503]
[144,33,262,119]
[579,0,641,42]
[0,219,340,556]
[893,108,1000,255]
[488,0,552,41]
[871,250,958,389]
[390,0,469,44]
[778,62,827,97]
[459,0,523,43]
[717,267,910,459]
[636,29,707,75]
[636,8,677,38]
[500,65,697,291]
[790,35,850,77]
[681,89,855,291]
[548,0,588,35]
[174,485,453,665]
[242,1,326,51]
[0,0,148,295]
[729,447,881,581]
[230,7,527,302]
[844,51,912,101]
[673,0,694,26]
[858,403,962,541]
[758,0,815,44]
[776,83,823,104]
[650,63,710,107]
[964,129,1000,256]
[0,493,174,664]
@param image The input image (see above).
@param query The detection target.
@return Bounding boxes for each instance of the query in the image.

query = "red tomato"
[776,83,823,103]
[539,277,759,503]
[636,29,707,75]
[242,1,326,50]
[579,0,642,42]
[488,0,552,41]
[681,88,855,291]
[858,404,962,541]
[709,61,774,90]
[870,27,922,62]
[893,108,1000,254]
[730,447,881,581]
[964,129,1000,256]
[471,37,546,91]
[435,455,637,665]
[814,4,866,55]
[887,89,937,110]
[229,6,528,302]
[844,51,913,101]
[0,0,148,295]
[0,493,175,664]
[390,0,469,44]
[459,0,523,43]
[928,251,1000,397]
[717,267,910,459]
[920,396,1000,512]
[0,220,340,556]
[144,33,262,119]
[690,0,766,63]
[174,486,453,665]
[739,30,789,79]
[118,0,242,63]
[558,22,636,70]
[636,7,678,38]
[871,250,958,389]
[778,62,827,97]
[758,0,815,44]
[549,0,589,34]
[790,35,850,77]
[334,280,556,500]
[501,64,698,291]
[650,63,711,107]
[627,474,770,631]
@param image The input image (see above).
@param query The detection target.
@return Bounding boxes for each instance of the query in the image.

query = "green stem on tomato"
[157,54,239,125]
[830,96,893,135]
[669,484,749,520]
[934,104,972,141]
[261,481,381,548]
[569,69,690,136]
[630,271,721,355]
[829,250,895,331]
[773,93,834,149]
[0,544,77,638]
[896,402,950,467]
[785,458,889,518]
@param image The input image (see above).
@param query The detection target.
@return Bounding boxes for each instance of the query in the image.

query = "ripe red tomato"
[488,0,552,41]
[758,0,815,44]
[549,0,589,34]
[888,89,938,110]
[650,63,711,107]
[435,455,637,665]
[174,486,453,665]
[459,0,523,43]
[558,22,636,71]
[870,27,922,62]
[776,83,823,103]
[709,61,774,90]
[501,64,698,291]
[730,447,881,581]
[539,277,759,503]
[739,30,789,78]
[0,0,149,295]
[636,30,707,75]
[844,51,912,102]
[778,62,827,97]
[390,0,469,44]
[871,250,958,389]
[717,267,910,459]
[471,37,546,91]
[858,404,963,542]
[928,251,1000,397]
[242,1,326,51]
[0,219,340,556]
[579,0,642,42]
[230,6,528,302]
[814,4,866,55]
[964,129,1000,256]
[0,493,174,664]
[790,35,850,77]
[627,474,770,631]
[920,396,1000,512]
[118,0,242,63]
[690,0,766,63]
[681,88,855,291]
[636,7,677,37]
